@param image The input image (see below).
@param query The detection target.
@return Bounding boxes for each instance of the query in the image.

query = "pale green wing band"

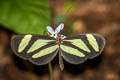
[64,39,90,53]
[27,40,55,53]
[32,45,59,58]
[60,45,85,57]
[86,34,99,52]
[18,35,32,52]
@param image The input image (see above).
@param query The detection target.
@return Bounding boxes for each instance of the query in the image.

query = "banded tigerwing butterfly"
[11,24,105,70]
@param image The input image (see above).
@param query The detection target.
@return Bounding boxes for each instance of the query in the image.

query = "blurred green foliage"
[64,1,75,12]
[54,1,75,25]
[54,15,65,24]
[66,21,73,35]
[0,0,51,34]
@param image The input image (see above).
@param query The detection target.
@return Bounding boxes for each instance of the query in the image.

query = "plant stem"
[43,28,53,80]
[48,62,53,80]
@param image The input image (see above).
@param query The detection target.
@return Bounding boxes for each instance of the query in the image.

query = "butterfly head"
[50,32,58,39]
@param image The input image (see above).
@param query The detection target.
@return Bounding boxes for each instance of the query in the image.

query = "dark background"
[0,0,120,80]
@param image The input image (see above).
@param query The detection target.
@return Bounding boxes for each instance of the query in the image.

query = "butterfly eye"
[53,34,56,36]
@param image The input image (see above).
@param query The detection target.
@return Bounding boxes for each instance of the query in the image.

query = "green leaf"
[0,0,51,34]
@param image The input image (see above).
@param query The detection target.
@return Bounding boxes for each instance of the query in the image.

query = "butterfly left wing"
[60,33,105,64]
[11,34,59,65]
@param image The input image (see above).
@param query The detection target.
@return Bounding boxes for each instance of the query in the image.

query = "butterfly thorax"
[57,35,62,41]
[56,35,63,46]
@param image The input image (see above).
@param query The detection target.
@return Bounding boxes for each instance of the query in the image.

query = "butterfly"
[11,23,105,70]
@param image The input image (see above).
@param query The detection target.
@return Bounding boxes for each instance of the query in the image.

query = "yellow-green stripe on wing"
[60,33,105,64]
[86,34,99,52]
[18,35,32,53]
[60,44,87,64]
[64,39,90,53]
[60,45,85,57]
[85,34,105,59]
[11,34,58,65]
[30,45,59,65]
[27,39,54,53]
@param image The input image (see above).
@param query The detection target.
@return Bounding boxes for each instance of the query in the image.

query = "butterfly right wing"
[60,33,105,64]
[11,34,59,65]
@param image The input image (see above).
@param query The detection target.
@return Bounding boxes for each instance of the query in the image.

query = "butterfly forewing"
[11,34,59,65]
[60,33,105,64]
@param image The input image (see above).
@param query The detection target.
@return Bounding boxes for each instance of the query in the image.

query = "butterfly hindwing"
[60,33,105,64]
[11,34,59,65]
